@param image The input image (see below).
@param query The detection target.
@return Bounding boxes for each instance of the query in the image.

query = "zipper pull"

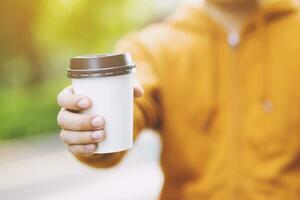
[227,32,240,48]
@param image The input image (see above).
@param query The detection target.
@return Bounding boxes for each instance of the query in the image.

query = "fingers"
[57,109,105,131]
[134,79,144,98]
[68,144,98,156]
[57,86,92,111]
[60,130,106,145]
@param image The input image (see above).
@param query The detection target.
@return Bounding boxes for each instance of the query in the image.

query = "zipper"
[227,32,242,200]
[228,32,240,48]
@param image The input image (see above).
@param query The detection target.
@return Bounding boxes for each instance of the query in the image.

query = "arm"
[56,34,162,168]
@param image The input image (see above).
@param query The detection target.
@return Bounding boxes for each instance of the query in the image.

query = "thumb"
[134,79,144,98]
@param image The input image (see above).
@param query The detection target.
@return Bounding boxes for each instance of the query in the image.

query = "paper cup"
[68,53,135,153]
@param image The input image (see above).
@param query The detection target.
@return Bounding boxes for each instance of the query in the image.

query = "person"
[56,0,300,199]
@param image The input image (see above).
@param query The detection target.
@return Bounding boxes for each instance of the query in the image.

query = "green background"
[0,0,162,140]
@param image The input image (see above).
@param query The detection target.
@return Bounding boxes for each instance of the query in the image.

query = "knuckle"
[57,91,65,106]
[57,109,70,129]
[57,110,64,127]
[59,130,70,144]
[59,130,65,140]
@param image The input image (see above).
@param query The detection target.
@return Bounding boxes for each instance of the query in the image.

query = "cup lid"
[68,53,135,78]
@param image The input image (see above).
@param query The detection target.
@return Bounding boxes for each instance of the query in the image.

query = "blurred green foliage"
[0,0,157,139]
[0,81,65,139]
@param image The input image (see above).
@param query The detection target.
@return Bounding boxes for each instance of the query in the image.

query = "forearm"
[74,152,126,168]
[75,32,163,168]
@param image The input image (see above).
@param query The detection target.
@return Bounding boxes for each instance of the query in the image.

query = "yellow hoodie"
[78,0,300,199]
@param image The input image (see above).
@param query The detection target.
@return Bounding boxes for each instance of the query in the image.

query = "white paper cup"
[68,53,135,153]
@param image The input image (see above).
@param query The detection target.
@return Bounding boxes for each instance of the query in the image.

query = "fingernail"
[91,131,105,140]
[91,116,104,128]
[78,98,90,109]
[84,144,96,152]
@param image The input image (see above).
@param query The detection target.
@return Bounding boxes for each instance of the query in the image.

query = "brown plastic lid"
[68,53,135,78]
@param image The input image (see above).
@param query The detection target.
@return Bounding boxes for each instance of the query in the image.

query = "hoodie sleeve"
[74,30,163,168]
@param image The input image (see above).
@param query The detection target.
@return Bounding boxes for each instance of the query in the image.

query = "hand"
[57,79,144,157]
